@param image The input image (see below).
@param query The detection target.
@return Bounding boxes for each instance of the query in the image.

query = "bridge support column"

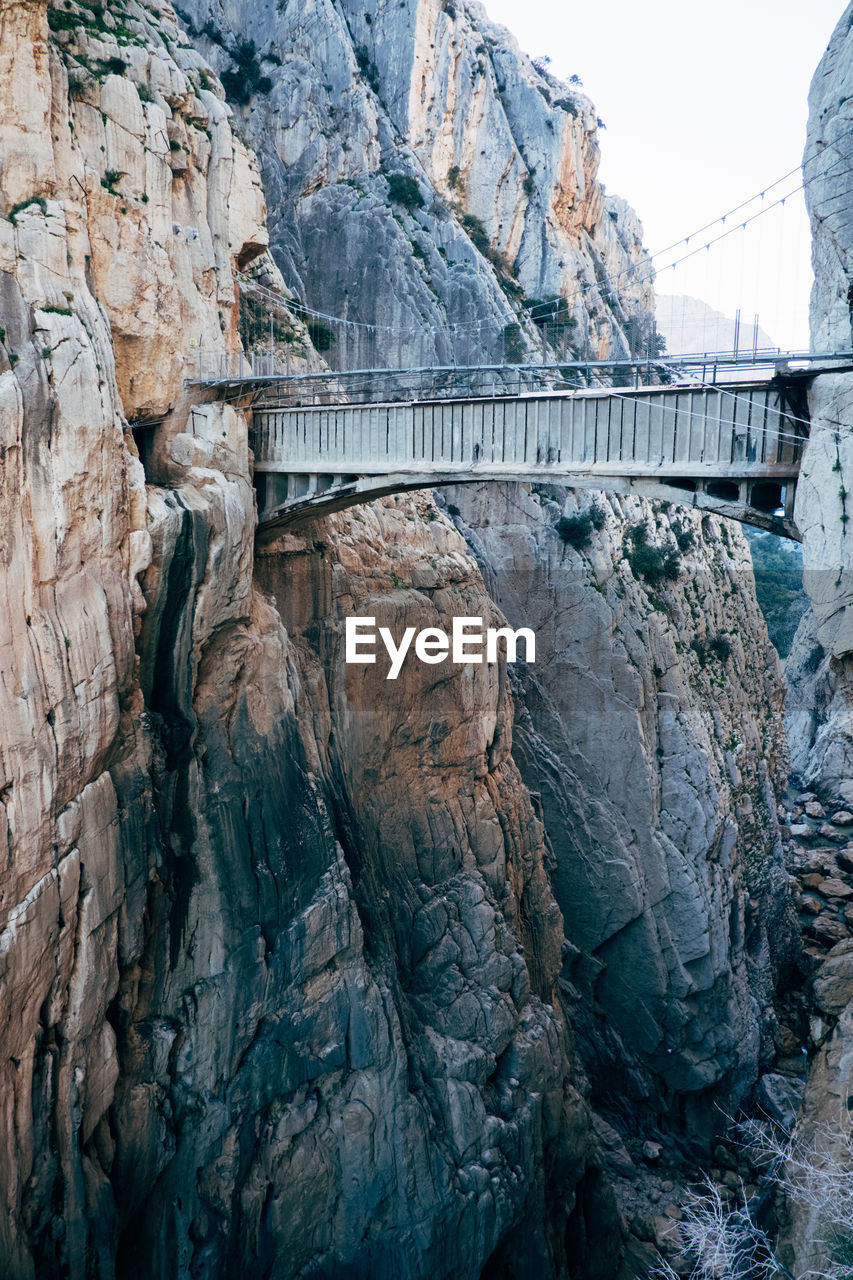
[264,473,291,513]
[785,481,797,522]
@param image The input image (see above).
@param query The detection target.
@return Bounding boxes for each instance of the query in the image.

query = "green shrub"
[220,39,272,106]
[460,212,490,255]
[554,97,579,116]
[48,8,82,32]
[691,633,731,666]
[708,633,732,662]
[387,173,424,211]
[527,295,576,330]
[625,523,681,584]
[556,505,604,548]
[47,4,134,43]
[354,44,380,93]
[6,197,48,225]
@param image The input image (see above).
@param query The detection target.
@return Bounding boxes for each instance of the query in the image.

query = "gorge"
[0,1,852,1278]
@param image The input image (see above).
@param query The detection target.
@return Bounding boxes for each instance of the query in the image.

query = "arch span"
[250,383,806,539]
[254,468,799,539]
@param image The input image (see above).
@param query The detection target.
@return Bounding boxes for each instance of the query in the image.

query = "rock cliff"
[445,485,790,1114]
[174,0,655,368]
[788,0,853,794]
[797,0,853,661]
[781,5,853,1273]
[0,1,796,1277]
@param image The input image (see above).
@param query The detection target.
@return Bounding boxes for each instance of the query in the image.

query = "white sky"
[482,0,845,350]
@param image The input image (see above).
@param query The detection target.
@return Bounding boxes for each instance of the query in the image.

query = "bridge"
[250,374,808,537]
[186,349,853,540]
[184,168,853,539]
[188,260,853,539]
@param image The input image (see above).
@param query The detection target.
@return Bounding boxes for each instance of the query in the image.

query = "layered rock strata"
[175,0,655,369]
[0,1,797,1277]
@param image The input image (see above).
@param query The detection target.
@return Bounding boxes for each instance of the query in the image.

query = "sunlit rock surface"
[0,2,796,1276]
[175,0,654,368]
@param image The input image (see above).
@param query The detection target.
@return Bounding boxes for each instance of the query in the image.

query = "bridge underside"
[254,467,800,540]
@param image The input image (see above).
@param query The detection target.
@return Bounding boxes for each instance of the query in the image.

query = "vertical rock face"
[0,2,794,1279]
[174,0,654,367]
[789,4,853,827]
[445,485,790,1112]
[0,1,277,1273]
[798,0,853,659]
[783,8,853,1275]
[0,6,596,1275]
[786,609,853,804]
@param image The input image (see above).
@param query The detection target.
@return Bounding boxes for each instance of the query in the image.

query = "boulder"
[813,940,853,1015]
[755,1072,805,1130]
[819,877,853,899]
[812,915,849,945]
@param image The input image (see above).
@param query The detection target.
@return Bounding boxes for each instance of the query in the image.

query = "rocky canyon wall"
[446,484,790,1117]
[790,1,853,797]
[0,1,797,1277]
[174,0,654,367]
[781,5,853,1274]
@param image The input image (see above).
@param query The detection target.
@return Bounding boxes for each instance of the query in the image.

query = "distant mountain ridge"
[656,292,776,355]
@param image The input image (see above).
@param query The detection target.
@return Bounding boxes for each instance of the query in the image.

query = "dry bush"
[655,1123,853,1280]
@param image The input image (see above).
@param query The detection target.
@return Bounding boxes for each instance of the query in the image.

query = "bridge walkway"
[250,377,809,538]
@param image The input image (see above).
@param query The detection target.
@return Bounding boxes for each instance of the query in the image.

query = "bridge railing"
[250,382,807,484]
[193,350,258,382]
[190,346,853,412]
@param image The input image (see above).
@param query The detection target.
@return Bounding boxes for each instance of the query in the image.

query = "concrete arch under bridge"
[255,467,797,539]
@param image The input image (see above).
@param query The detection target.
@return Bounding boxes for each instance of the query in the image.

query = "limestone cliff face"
[798,0,853,660]
[781,8,853,1273]
[0,2,794,1278]
[786,609,853,805]
[0,0,268,1272]
[788,2,853,813]
[0,4,597,1275]
[175,0,654,367]
[446,485,790,1111]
